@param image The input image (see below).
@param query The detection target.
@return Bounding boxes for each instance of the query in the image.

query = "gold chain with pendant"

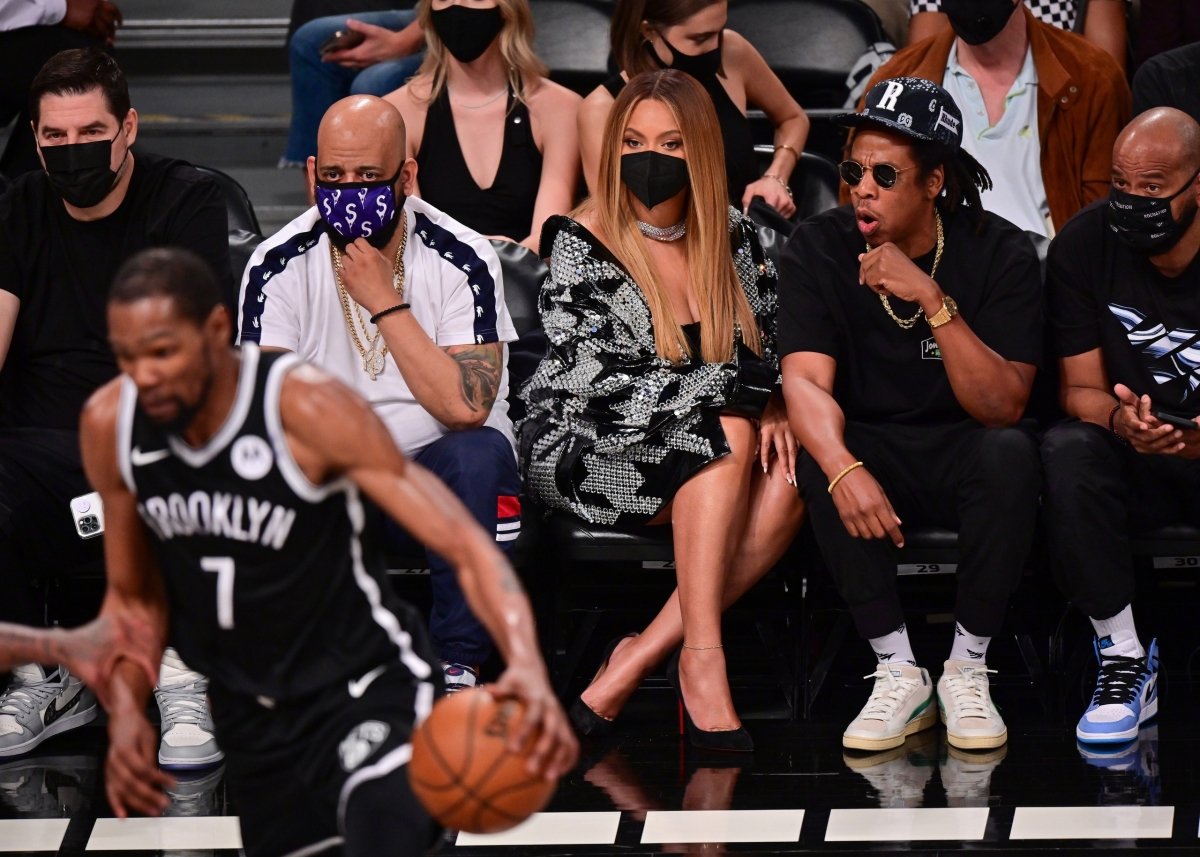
[873,209,944,330]
[330,212,408,381]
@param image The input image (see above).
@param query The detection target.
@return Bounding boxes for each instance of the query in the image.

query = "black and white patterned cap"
[836,76,965,151]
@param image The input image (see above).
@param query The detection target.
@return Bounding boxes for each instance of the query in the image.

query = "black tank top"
[603,61,757,206]
[416,87,542,241]
[117,345,435,702]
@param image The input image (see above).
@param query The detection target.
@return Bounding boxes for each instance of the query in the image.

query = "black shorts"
[209,660,444,857]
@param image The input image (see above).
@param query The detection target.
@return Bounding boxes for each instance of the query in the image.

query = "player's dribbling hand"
[105,709,174,818]
[492,661,579,781]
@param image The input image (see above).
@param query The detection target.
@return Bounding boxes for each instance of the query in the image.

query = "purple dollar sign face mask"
[315,166,403,250]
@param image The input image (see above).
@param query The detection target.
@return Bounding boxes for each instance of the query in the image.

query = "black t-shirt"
[778,205,1043,425]
[0,152,231,431]
[1132,42,1200,126]
[1049,199,1200,416]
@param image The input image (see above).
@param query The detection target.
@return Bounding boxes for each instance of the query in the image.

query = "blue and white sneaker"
[1076,636,1158,744]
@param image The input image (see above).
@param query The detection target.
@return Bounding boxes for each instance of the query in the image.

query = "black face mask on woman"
[651,31,722,79]
[1107,171,1200,255]
[621,151,690,209]
[431,5,504,64]
[40,127,129,209]
[942,0,1019,46]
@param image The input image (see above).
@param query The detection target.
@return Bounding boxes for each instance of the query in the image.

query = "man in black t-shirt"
[1040,108,1200,747]
[780,77,1042,754]
[0,49,231,767]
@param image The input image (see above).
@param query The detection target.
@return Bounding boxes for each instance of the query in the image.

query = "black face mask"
[431,5,504,64]
[650,32,722,79]
[621,151,690,210]
[1107,171,1200,255]
[943,0,1019,45]
[40,128,129,208]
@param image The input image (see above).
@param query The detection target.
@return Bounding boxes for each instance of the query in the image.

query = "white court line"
[825,808,989,841]
[455,812,621,846]
[87,817,243,850]
[641,810,804,843]
[0,819,70,852]
[1010,806,1175,839]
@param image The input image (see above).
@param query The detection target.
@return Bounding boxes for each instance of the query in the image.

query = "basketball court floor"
[0,607,1188,857]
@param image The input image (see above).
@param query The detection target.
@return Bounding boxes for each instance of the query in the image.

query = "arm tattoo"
[448,344,502,413]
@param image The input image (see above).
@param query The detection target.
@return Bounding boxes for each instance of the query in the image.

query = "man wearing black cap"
[855,0,1129,239]
[779,76,1042,753]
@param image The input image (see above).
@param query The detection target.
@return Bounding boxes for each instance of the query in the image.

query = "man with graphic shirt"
[238,95,518,694]
[1040,107,1200,745]
[0,48,231,768]
[779,77,1043,753]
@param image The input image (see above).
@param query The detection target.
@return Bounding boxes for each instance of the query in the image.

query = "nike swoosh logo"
[348,665,386,699]
[131,447,171,467]
[43,683,82,727]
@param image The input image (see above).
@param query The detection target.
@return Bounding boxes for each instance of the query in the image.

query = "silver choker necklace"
[637,219,686,242]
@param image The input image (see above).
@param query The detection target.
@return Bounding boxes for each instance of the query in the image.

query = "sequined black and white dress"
[518,209,779,528]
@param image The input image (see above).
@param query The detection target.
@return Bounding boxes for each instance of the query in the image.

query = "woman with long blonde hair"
[384,0,580,250]
[520,70,804,750]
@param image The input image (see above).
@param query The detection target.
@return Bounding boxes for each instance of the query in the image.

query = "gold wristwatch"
[927,295,958,329]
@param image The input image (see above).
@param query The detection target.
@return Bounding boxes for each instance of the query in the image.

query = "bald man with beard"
[236,96,520,694]
[1041,107,1200,747]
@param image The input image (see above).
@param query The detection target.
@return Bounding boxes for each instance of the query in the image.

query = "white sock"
[1091,605,1145,658]
[948,621,991,663]
[869,623,916,666]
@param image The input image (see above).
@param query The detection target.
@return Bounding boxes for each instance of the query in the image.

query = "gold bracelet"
[827,461,864,495]
[763,173,794,199]
[775,142,800,162]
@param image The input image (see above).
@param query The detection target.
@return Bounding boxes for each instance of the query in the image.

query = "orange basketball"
[408,687,557,833]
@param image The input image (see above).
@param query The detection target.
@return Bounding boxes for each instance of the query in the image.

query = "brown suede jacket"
[842,5,1131,233]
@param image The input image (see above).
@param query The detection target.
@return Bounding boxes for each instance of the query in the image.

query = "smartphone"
[70,492,105,539]
[319,29,366,55]
[1153,408,1200,431]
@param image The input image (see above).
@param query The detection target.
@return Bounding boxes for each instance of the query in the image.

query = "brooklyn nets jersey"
[116,344,435,702]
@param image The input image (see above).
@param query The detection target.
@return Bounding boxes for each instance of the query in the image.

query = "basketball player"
[79,247,578,857]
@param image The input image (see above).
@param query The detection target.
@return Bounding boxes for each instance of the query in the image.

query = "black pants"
[0,428,100,625]
[1041,419,1200,620]
[0,26,98,177]
[797,420,1041,640]
[211,659,442,857]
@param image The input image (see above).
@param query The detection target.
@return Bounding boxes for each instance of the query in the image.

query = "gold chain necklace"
[873,209,944,330]
[330,212,407,381]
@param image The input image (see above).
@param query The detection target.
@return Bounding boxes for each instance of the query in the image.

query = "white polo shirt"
[237,195,518,457]
[945,42,1052,238]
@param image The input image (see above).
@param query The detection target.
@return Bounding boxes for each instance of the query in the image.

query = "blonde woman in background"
[385,0,580,250]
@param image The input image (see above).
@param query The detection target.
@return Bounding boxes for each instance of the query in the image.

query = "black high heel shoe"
[570,633,638,738]
[666,648,754,753]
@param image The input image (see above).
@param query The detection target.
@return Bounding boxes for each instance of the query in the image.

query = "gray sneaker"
[0,665,98,757]
[442,662,479,694]
[155,649,223,770]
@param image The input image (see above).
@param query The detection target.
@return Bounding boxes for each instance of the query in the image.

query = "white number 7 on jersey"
[201,556,236,630]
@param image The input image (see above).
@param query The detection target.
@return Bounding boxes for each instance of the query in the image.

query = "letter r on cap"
[877,81,905,112]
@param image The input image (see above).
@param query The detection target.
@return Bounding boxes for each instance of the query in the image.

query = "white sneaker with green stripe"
[843,663,936,751]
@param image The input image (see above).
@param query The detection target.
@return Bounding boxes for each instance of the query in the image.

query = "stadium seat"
[749,146,840,228]
[727,0,885,109]
[191,165,266,311]
[530,0,615,96]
